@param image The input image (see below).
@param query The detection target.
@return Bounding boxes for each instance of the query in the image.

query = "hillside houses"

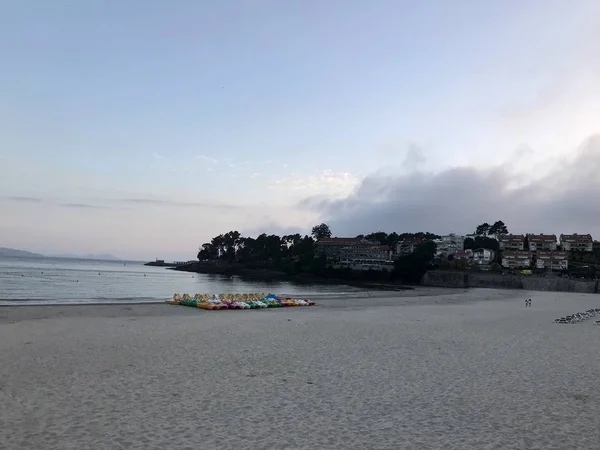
[395,239,423,256]
[315,237,387,262]
[536,251,569,270]
[498,235,525,251]
[472,248,496,268]
[527,234,557,251]
[315,229,594,273]
[434,234,465,257]
[560,234,593,252]
[501,251,533,269]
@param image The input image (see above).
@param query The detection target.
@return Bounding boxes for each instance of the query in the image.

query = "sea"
[0,256,365,305]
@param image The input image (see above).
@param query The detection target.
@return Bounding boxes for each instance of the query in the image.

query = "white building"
[526,234,557,252]
[435,234,465,257]
[536,251,569,270]
[472,248,496,269]
[501,251,532,269]
[560,234,593,252]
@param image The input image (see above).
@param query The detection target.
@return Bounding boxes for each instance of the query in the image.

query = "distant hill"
[84,254,121,261]
[0,247,45,258]
[52,253,121,261]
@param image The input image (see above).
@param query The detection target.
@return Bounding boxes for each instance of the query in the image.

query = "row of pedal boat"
[167,293,316,310]
[553,308,600,324]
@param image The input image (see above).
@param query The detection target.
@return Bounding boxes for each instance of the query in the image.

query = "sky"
[1,0,599,260]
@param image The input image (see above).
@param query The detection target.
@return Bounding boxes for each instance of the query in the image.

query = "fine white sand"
[2,288,600,449]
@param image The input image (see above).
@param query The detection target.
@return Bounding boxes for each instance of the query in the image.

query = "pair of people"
[525,298,532,307]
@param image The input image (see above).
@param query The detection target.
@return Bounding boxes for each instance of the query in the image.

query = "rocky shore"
[172,262,413,291]
[422,270,600,293]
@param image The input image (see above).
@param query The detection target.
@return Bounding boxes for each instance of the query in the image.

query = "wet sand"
[2,288,600,449]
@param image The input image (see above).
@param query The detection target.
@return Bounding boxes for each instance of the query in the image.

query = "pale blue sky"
[1,1,599,259]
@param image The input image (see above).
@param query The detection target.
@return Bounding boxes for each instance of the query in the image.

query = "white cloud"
[271,170,361,199]
[301,135,600,238]
[196,155,218,164]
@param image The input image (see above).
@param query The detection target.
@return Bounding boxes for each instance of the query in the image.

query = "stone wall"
[421,271,599,294]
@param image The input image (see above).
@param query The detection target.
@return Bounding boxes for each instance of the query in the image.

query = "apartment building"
[472,248,496,269]
[453,249,472,260]
[339,244,392,262]
[560,234,593,252]
[527,234,557,252]
[315,237,379,261]
[498,234,525,251]
[396,239,428,256]
[434,234,465,257]
[535,251,569,270]
[501,251,533,269]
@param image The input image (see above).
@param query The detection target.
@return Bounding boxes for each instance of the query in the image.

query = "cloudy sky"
[1,1,599,260]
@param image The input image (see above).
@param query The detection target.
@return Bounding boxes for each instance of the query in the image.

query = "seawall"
[421,271,599,294]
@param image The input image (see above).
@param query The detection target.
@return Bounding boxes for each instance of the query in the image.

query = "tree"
[475,223,491,236]
[222,230,241,262]
[311,223,332,241]
[386,232,400,249]
[489,220,508,236]
[490,262,502,273]
[393,241,437,283]
[365,231,388,245]
[197,243,218,261]
[464,236,499,251]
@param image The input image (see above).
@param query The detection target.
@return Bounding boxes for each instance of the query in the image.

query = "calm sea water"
[0,256,365,305]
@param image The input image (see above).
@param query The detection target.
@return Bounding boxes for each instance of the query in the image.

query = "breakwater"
[421,270,600,294]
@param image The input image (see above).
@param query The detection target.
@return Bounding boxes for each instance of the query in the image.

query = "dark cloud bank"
[303,135,600,238]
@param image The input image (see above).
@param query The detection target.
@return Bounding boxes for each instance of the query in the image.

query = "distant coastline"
[0,248,121,261]
[0,248,45,258]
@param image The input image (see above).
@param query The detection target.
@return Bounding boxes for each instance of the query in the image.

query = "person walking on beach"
[529,298,532,307]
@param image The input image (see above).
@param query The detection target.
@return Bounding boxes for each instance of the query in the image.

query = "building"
[501,251,533,269]
[472,248,496,268]
[498,234,525,251]
[560,234,593,252]
[526,234,557,252]
[535,251,569,270]
[339,244,392,262]
[435,234,465,257]
[315,237,394,263]
[315,237,379,261]
[396,239,428,256]
[453,249,472,261]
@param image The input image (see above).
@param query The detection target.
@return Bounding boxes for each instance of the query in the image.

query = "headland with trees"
[174,220,600,286]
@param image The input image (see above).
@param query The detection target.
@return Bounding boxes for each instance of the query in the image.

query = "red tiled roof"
[398,238,428,245]
[499,234,525,242]
[536,251,569,259]
[317,238,375,245]
[527,234,557,242]
[502,251,532,258]
[342,244,390,250]
[560,234,593,242]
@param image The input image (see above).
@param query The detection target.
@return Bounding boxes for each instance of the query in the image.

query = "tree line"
[194,220,513,283]
[196,223,441,283]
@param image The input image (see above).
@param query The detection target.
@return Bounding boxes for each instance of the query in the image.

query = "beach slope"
[1,289,599,449]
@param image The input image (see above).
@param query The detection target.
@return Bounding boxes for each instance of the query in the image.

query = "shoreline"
[171,262,415,291]
[0,287,451,310]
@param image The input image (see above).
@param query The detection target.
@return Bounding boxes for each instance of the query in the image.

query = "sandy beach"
[2,288,600,449]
